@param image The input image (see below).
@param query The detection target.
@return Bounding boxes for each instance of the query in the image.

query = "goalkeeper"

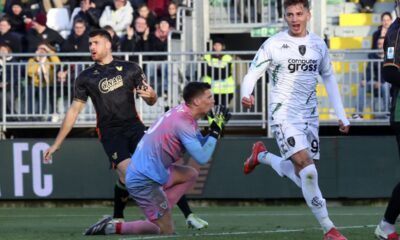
[84,81,230,235]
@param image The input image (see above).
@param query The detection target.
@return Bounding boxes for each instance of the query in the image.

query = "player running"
[241,1,350,239]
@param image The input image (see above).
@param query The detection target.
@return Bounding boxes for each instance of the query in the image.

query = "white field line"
[119,224,377,240]
[0,212,382,218]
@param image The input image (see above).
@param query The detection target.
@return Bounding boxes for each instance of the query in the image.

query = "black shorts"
[99,122,146,168]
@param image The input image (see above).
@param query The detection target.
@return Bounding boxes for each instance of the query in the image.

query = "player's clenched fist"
[241,95,255,108]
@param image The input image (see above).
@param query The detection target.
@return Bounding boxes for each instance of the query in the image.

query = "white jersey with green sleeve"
[241,30,349,126]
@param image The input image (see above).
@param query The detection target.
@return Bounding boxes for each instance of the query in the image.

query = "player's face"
[198,89,215,115]
[284,3,310,37]
[89,35,111,62]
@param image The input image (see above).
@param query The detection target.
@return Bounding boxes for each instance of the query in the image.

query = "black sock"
[177,195,192,219]
[384,182,400,224]
[113,179,129,219]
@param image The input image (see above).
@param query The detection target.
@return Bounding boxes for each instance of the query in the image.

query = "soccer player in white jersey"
[241,0,350,240]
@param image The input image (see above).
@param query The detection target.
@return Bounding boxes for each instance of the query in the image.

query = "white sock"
[258,151,283,176]
[280,160,301,187]
[380,219,396,234]
[299,164,334,233]
[258,152,301,187]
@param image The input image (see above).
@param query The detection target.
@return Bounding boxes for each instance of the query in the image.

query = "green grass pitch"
[0,205,385,239]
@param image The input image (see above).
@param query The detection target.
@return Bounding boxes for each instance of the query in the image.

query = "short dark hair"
[381,11,392,20]
[0,43,12,52]
[0,16,11,25]
[183,82,211,104]
[73,18,87,27]
[284,0,310,10]
[89,29,112,43]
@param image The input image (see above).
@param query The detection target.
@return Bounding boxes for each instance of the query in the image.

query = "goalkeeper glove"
[207,105,231,139]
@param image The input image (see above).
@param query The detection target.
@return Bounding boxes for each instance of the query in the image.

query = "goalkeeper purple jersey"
[128,103,201,184]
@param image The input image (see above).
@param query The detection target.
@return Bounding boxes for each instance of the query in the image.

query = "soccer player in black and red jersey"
[43,29,208,230]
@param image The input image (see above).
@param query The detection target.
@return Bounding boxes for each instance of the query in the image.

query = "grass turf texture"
[0,205,385,240]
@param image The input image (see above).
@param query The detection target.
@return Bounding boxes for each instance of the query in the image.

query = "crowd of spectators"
[0,0,183,56]
[0,0,184,120]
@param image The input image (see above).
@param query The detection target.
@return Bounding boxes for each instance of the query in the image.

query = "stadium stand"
[0,0,395,137]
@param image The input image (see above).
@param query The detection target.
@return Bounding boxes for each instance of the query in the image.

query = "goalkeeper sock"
[177,195,192,218]
[113,179,129,219]
[299,164,334,233]
[114,221,160,234]
[384,182,400,224]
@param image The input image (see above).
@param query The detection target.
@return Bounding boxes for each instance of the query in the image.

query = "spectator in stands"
[103,25,121,52]
[62,18,90,55]
[27,42,61,118]
[372,12,393,49]
[0,43,18,121]
[148,17,172,97]
[201,38,235,107]
[135,3,157,32]
[359,0,376,13]
[24,12,65,53]
[59,18,91,120]
[5,0,31,35]
[70,0,102,30]
[5,0,42,17]
[99,0,133,37]
[165,1,177,29]
[354,37,389,119]
[121,16,152,61]
[0,16,22,53]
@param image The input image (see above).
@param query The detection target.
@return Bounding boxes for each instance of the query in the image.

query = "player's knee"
[299,164,318,181]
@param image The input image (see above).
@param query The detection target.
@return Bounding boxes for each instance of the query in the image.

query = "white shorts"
[270,121,320,160]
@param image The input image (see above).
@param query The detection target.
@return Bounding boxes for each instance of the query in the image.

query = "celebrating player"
[241,1,350,239]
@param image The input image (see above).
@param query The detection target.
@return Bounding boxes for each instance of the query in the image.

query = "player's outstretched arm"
[43,100,86,163]
[136,80,157,106]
